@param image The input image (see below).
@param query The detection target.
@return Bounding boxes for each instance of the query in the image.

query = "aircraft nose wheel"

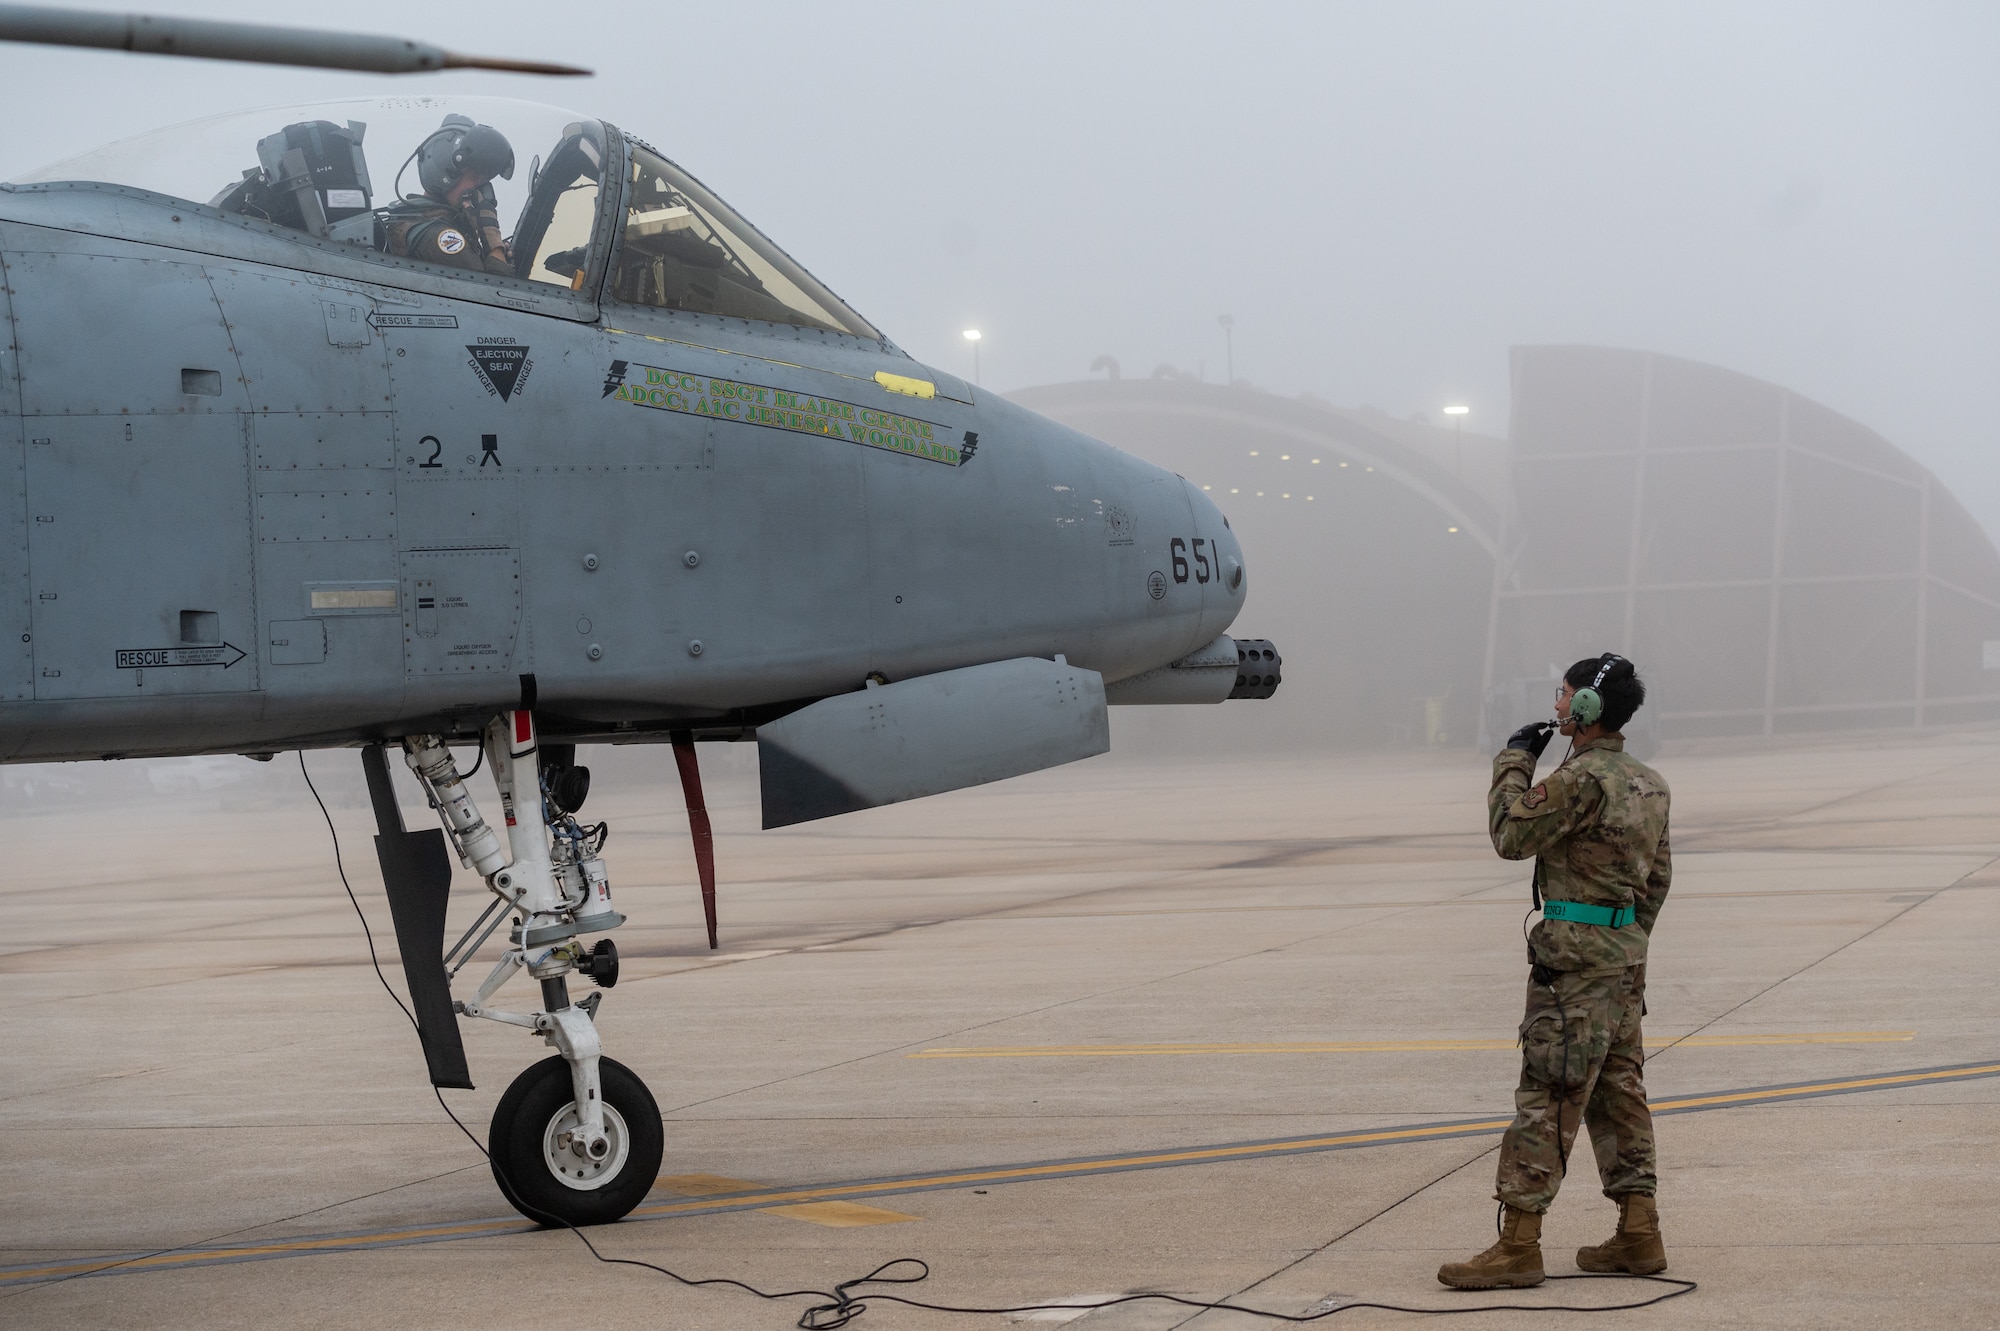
[489,1055,664,1226]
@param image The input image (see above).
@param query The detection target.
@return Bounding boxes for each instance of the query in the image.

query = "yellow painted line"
[619,1060,2000,1219]
[9,1058,1994,1287]
[909,1032,1916,1058]
[1651,1062,2000,1112]
[632,1064,2000,1221]
[625,1121,1524,1220]
[758,1201,921,1227]
[1666,1032,1915,1047]
[986,885,1984,920]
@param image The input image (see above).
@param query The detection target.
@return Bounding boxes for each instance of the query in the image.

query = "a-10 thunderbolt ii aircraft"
[0,7,1281,1226]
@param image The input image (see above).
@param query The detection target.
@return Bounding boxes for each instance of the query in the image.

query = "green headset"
[1569,653,1626,728]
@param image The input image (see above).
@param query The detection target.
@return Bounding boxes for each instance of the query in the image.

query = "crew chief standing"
[1438,654,1672,1289]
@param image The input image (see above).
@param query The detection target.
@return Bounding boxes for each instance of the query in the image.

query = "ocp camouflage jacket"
[1490,734,1671,973]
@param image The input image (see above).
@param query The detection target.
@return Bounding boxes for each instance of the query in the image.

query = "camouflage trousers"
[1494,963,1656,1213]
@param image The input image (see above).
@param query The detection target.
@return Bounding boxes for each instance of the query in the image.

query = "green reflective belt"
[1541,900,1636,928]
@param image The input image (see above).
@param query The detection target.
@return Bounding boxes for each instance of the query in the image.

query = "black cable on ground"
[306,747,1697,1329]
[788,1263,1695,1329]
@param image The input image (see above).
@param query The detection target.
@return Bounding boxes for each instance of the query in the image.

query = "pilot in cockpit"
[379,115,517,275]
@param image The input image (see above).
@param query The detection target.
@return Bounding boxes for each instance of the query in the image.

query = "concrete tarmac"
[2,732,1997,1329]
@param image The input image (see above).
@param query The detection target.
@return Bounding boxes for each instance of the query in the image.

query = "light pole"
[962,328,982,386]
[1444,403,1469,477]
[1217,314,1235,386]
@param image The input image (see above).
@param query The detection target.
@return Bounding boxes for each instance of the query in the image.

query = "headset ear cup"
[1572,687,1603,726]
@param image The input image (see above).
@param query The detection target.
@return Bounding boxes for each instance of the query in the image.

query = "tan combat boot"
[1575,1193,1666,1274]
[1437,1205,1545,1289]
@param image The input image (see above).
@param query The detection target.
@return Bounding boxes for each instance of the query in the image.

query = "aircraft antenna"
[0,4,591,75]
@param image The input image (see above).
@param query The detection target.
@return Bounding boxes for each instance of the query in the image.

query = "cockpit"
[8,95,879,340]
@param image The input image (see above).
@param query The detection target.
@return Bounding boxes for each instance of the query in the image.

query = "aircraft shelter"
[1014,346,2000,750]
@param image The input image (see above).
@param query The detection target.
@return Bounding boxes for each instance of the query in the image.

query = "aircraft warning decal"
[603,360,966,466]
[115,644,248,670]
[467,340,532,402]
[369,312,459,330]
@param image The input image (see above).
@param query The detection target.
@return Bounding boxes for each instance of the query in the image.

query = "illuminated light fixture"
[1230,487,1239,493]
[961,328,982,386]
[1282,493,1291,499]
[1256,490,1264,496]
[1249,450,1260,456]
[1306,495,1315,501]
[1444,405,1469,477]
[1365,466,1374,472]
[1202,484,1212,491]
[1448,526,1459,533]
[1311,458,1320,464]
[1280,454,1290,460]
[1339,461,1348,468]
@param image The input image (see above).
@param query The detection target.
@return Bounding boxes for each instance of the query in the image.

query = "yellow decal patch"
[601,359,964,466]
[873,370,937,399]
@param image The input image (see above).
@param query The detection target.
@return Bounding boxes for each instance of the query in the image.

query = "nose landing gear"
[370,710,665,1228]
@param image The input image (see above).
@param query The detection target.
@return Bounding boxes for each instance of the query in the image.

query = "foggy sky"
[4,2,1997,536]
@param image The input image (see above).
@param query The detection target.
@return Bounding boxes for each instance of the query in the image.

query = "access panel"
[25,415,258,699]
[401,546,520,677]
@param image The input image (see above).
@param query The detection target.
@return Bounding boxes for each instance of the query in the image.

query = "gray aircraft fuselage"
[0,157,1245,763]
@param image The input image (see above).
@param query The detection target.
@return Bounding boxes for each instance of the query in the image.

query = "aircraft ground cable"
[304,749,1697,1328]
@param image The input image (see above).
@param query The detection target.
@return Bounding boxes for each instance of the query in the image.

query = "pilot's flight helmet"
[417,114,516,197]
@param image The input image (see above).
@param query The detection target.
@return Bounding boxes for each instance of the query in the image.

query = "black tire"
[489,1054,663,1227]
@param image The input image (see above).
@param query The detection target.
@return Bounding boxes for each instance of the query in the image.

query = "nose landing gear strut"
[368,710,664,1226]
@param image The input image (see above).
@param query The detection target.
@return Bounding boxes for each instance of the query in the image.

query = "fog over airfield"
[3,5,2000,535]
[2,1,1996,536]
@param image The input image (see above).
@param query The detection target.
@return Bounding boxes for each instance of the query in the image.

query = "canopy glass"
[10,95,877,338]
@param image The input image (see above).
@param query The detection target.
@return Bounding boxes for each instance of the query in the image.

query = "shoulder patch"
[1510,764,1588,820]
[437,228,466,255]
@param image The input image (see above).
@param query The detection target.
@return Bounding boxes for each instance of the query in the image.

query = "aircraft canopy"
[9,95,878,340]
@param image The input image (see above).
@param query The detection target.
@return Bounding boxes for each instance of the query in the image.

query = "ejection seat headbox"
[210,119,373,238]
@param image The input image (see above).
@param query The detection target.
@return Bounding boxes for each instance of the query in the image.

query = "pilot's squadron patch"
[605,359,967,467]
[1521,782,1550,811]
[467,341,532,402]
[437,228,467,255]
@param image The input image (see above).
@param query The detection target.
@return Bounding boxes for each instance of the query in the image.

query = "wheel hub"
[541,1100,631,1190]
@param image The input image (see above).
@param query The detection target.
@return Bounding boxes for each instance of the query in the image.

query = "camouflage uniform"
[381,186,512,276]
[1489,734,1671,1212]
